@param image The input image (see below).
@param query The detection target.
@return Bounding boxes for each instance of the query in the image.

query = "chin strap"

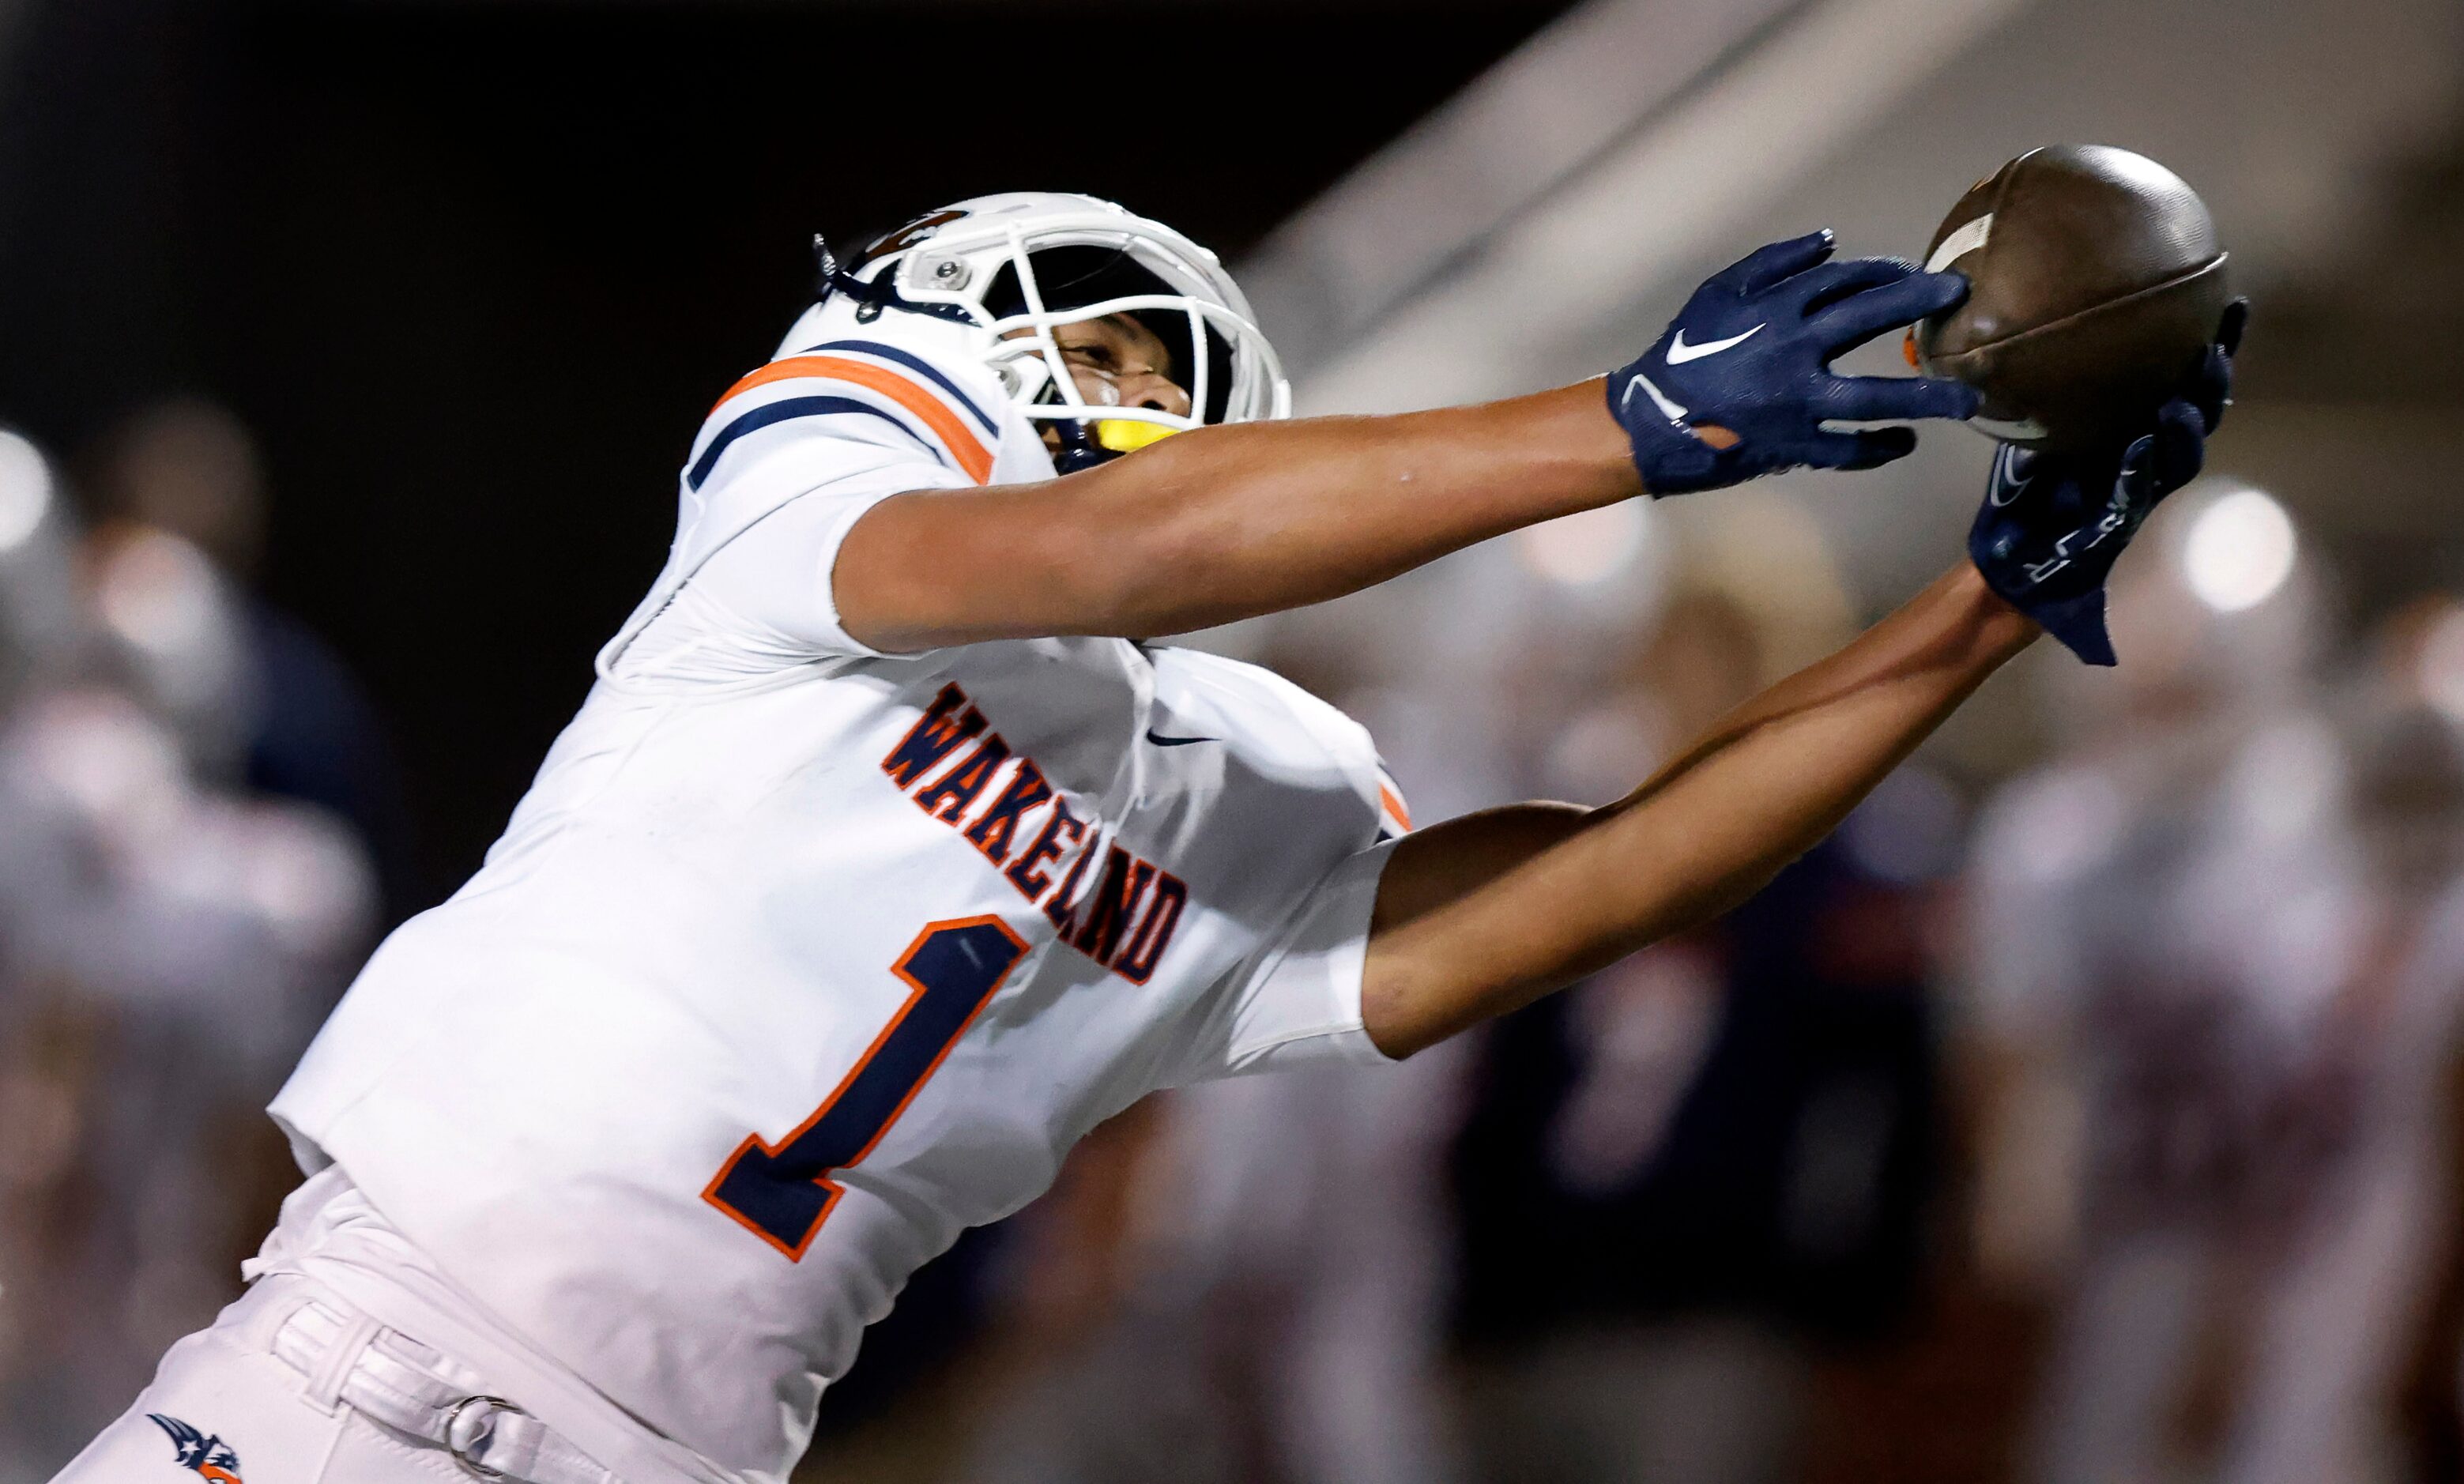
[1043,412,1185,473]
[1048,418,1117,473]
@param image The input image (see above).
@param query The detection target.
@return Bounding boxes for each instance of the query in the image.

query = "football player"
[54,193,2239,1484]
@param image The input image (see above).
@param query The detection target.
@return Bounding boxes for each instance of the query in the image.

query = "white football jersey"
[269,329,1409,1479]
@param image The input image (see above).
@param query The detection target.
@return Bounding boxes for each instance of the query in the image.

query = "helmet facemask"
[982,246,1237,472]
[816,196,1289,473]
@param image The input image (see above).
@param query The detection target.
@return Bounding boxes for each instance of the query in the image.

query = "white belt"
[270,1296,624,1484]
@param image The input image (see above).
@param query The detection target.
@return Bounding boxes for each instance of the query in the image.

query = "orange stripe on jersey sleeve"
[714,356,994,484]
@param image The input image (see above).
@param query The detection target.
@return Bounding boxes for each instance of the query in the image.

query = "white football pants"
[50,1274,627,1484]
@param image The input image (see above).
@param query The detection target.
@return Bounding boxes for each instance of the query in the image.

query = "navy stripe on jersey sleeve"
[688,395,948,492]
[797,340,1000,438]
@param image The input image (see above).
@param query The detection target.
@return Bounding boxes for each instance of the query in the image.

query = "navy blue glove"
[1969,299,2247,665]
[1608,230,1980,495]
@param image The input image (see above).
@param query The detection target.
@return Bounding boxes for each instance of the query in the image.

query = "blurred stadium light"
[1513,502,1656,589]
[2183,485,2300,615]
[0,431,50,554]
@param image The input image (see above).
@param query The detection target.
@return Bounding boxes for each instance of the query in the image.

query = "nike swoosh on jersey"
[1665,323,1765,363]
[1144,730,1216,747]
[1621,370,1689,424]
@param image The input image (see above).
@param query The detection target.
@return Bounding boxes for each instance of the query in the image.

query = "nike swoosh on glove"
[1969,299,2247,666]
[1608,229,1981,496]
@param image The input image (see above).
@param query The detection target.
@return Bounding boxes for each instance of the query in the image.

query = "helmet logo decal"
[855,209,970,268]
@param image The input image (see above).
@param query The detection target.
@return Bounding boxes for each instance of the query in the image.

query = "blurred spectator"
[84,397,414,914]
[940,1100,1208,1484]
[1449,571,1950,1484]
[1963,486,2464,1484]
[0,431,377,1478]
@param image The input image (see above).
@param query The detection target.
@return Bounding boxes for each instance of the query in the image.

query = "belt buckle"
[444,1395,526,1482]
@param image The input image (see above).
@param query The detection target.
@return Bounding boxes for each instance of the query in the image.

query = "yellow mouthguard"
[1094,419,1181,454]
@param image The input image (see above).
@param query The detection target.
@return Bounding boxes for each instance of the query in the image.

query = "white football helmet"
[777,192,1290,470]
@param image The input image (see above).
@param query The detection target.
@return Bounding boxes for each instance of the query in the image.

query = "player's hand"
[1968,299,2247,665]
[1607,229,1980,496]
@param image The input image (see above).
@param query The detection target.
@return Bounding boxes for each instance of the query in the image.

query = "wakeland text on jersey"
[881,680,1188,982]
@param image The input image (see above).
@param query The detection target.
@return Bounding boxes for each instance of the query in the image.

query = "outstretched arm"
[1358,311,2242,1057]
[835,232,1974,653]
[838,386,1640,651]
[1358,563,2034,1057]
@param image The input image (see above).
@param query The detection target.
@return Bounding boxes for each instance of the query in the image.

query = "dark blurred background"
[0,0,1572,895]
[9,3,2464,1483]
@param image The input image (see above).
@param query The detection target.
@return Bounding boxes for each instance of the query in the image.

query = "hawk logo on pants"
[147,1415,242,1484]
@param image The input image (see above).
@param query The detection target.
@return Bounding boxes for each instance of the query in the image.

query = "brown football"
[1912,144,2229,452]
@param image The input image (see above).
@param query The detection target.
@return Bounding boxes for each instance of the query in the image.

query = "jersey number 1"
[703,916,1029,1260]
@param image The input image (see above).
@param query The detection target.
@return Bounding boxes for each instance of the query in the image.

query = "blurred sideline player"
[1966,523,2464,1484]
[0,456,375,1464]
[58,193,2235,1484]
